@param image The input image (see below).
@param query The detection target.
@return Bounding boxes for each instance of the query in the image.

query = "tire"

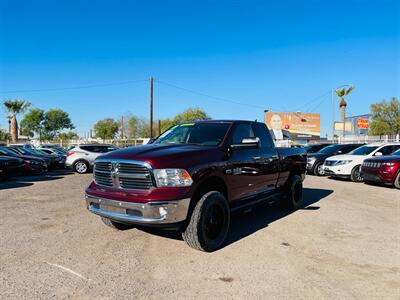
[313,162,324,176]
[74,160,89,174]
[350,165,363,182]
[394,172,400,189]
[281,174,303,211]
[182,191,230,252]
[101,217,134,230]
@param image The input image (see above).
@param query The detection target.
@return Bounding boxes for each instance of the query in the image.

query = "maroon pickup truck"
[85,120,306,251]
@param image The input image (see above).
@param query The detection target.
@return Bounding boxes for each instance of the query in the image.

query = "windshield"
[154,123,231,146]
[0,148,19,156]
[318,145,342,154]
[348,145,379,155]
[392,149,400,156]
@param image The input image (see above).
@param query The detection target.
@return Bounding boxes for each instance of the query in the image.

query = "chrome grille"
[94,160,154,190]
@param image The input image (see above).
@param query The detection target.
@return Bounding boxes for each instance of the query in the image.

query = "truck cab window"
[252,123,273,148]
[231,124,254,145]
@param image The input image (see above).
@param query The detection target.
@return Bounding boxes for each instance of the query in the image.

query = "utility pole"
[121,116,124,139]
[158,119,161,136]
[150,77,154,138]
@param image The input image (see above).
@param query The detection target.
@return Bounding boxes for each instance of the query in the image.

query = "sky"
[0,0,399,138]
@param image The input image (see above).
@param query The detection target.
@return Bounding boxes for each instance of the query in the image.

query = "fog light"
[159,207,168,217]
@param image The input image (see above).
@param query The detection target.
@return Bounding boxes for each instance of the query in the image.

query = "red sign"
[357,118,369,129]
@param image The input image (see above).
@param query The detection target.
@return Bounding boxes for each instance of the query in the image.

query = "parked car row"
[306,142,400,189]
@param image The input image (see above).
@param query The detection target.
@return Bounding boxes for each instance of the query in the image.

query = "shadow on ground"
[135,187,334,249]
[0,169,75,190]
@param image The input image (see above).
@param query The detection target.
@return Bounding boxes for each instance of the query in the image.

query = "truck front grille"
[94,160,154,190]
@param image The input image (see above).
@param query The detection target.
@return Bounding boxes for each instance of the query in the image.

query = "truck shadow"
[225,188,333,248]
[0,169,75,190]
[138,187,333,248]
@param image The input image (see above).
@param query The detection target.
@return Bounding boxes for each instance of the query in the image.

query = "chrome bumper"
[85,194,190,224]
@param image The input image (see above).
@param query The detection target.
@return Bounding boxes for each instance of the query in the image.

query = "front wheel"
[182,191,230,252]
[350,165,363,182]
[313,162,325,176]
[394,172,400,189]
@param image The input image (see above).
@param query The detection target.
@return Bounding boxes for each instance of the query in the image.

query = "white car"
[66,144,118,174]
[323,143,400,182]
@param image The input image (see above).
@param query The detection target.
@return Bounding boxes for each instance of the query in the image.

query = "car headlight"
[335,160,352,166]
[153,169,193,187]
[382,162,395,166]
[307,157,316,164]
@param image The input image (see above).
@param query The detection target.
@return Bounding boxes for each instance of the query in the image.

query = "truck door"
[226,123,262,201]
[252,122,280,191]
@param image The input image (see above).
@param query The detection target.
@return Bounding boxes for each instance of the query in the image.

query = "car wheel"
[394,172,400,189]
[182,191,230,252]
[350,165,363,182]
[313,162,325,176]
[74,160,88,174]
[281,174,303,211]
[101,217,134,230]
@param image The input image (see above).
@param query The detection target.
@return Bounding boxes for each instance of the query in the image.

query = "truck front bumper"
[85,194,191,225]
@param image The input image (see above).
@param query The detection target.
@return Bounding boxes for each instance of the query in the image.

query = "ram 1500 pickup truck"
[85,120,306,251]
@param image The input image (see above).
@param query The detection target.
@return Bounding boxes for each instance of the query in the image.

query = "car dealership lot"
[0,172,399,299]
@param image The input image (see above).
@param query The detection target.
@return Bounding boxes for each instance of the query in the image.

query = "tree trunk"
[11,115,18,143]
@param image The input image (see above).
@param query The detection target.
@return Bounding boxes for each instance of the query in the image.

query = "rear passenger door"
[252,123,280,190]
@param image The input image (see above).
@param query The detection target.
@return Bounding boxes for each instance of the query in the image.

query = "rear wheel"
[74,160,88,174]
[281,174,303,210]
[350,165,363,182]
[313,162,324,176]
[394,172,400,189]
[101,217,134,230]
[182,191,230,252]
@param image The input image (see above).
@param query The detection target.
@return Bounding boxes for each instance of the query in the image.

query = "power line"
[0,79,148,94]
[294,91,331,112]
[155,79,267,110]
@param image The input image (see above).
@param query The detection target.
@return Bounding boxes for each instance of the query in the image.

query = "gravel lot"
[1,171,399,299]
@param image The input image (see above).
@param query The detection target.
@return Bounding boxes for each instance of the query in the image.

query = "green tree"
[43,109,74,139]
[94,118,119,141]
[369,97,400,135]
[3,99,30,143]
[0,129,9,142]
[126,115,151,138]
[160,107,210,133]
[58,131,79,141]
[20,108,45,140]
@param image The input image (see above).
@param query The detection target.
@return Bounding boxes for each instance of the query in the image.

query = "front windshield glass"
[392,149,400,156]
[154,123,231,146]
[318,145,342,154]
[348,145,379,155]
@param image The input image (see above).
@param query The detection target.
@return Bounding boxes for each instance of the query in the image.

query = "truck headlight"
[154,169,193,187]
[335,160,352,166]
[307,157,316,165]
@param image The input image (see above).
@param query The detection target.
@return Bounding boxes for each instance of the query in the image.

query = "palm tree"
[3,99,30,143]
[335,86,354,122]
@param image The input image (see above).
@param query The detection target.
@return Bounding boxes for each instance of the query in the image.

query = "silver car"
[66,144,118,174]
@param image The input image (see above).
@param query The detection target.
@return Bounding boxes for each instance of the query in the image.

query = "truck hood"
[364,155,400,163]
[98,144,224,169]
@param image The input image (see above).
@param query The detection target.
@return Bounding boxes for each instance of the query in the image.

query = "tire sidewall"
[74,160,88,174]
[351,165,363,182]
[284,174,303,210]
[314,162,324,176]
[394,171,400,189]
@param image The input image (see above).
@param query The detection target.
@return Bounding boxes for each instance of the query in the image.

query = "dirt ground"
[0,171,399,299]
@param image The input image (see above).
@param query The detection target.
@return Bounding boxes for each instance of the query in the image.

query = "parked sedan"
[39,148,67,168]
[0,156,24,181]
[8,147,55,169]
[361,149,400,189]
[0,147,47,174]
[307,144,362,176]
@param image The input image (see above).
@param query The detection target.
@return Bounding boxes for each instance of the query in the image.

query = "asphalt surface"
[0,171,399,299]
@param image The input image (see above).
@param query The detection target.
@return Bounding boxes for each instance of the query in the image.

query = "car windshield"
[0,148,18,156]
[154,123,231,146]
[318,145,342,154]
[348,145,379,155]
[391,149,400,156]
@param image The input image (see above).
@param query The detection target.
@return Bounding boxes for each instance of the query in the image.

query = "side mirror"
[230,137,260,150]
[374,151,383,156]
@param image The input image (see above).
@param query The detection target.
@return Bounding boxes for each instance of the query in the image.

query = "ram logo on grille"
[94,160,154,190]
